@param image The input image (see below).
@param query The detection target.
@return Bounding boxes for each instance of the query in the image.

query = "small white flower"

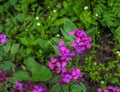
[37,23,41,26]
[84,6,88,10]
[101,81,104,84]
[95,14,99,17]
[118,54,120,57]
[53,9,57,12]
[116,51,120,54]
[56,34,60,37]
[36,16,39,20]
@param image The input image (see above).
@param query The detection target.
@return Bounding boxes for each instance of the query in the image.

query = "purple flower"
[50,57,57,63]
[15,81,23,91]
[13,81,33,92]
[48,62,55,70]
[62,73,72,83]
[0,34,7,44]
[69,30,92,54]
[97,86,120,92]
[69,30,87,38]
[71,68,82,80]
[97,88,109,92]
[57,41,75,60]
[48,57,57,70]
[32,85,46,92]
[56,61,67,73]
[107,86,116,92]
[58,78,64,84]
[107,86,120,92]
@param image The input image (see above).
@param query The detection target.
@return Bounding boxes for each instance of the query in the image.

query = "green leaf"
[15,13,25,22]
[3,42,11,53]
[0,25,3,32]
[39,39,48,49]
[63,18,77,33]
[61,18,77,41]
[24,57,52,81]
[71,84,87,92]
[11,43,20,54]
[14,70,31,81]
[20,38,29,46]
[50,83,61,92]
[61,28,74,41]
[0,61,15,71]
[9,0,17,5]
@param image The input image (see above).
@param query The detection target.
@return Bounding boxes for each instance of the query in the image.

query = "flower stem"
[60,84,64,92]
[75,54,79,67]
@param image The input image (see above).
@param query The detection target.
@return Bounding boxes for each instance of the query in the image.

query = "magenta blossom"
[60,71,72,83]
[71,68,82,80]
[48,57,57,70]
[13,81,33,92]
[97,86,120,92]
[69,30,87,38]
[57,40,75,60]
[97,88,109,92]
[0,34,6,44]
[62,74,72,83]
[15,81,23,91]
[32,85,46,92]
[56,61,67,73]
[69,30,92,54]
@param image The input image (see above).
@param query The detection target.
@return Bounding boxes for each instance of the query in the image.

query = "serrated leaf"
[24,57,52,81]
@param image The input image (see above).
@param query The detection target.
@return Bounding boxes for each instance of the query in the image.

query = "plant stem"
[60,84,64,92]
[75,54,79,67]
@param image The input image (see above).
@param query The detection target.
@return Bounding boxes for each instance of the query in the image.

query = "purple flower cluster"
[13,81,46,92]
[58,67,83,83]
[57,40,75,61]
[48,29,91,83]
[69,30,92,54]
[98,86,120,92]
[0,34,7,44]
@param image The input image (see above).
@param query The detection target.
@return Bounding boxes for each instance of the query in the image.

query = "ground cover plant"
[0,0,120,92]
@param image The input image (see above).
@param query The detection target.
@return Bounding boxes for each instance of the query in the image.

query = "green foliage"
[71,83,86,92]
[0,61,15,71]
[84,56,120,87]
[14,57,52,81]
[0,0,120,91]
[50,83,86,92]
